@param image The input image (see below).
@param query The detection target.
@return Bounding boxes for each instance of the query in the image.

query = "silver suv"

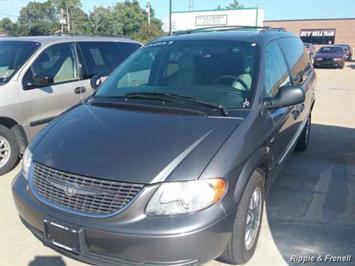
[0,36,141,175]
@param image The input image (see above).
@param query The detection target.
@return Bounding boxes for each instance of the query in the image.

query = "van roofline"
[150,29,297,46]
[0,35,142,45]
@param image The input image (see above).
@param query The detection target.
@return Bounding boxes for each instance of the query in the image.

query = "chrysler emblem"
[47,180,107,197]
[64,185,76,197]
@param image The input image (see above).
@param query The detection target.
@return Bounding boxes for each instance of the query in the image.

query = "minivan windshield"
[0,41,40,85]
[96,40,259,109]
[318,46,344,54]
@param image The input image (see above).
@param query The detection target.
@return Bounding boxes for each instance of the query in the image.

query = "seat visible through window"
[167,52,200,87]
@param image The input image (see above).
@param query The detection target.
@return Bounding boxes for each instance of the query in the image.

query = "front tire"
[217,170,265,265]
[0,125,20,176]
[295,114,311,152]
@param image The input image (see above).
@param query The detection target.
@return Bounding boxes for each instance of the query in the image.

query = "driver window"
[27,43,78,86]
[264,42,291,97]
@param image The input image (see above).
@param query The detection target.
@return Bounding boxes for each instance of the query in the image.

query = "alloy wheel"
[0,136,11,168]
[245,187,262,250]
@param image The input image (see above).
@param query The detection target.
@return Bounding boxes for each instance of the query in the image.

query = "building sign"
[195,15,228,26]
[300,28,336,44]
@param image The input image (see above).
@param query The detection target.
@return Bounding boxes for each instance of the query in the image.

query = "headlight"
[146,179,226,215]
[22,147,33,180]
[334,58,343,61]
[315,58,323,61]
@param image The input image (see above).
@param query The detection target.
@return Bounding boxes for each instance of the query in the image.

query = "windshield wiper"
[124,92,229,116]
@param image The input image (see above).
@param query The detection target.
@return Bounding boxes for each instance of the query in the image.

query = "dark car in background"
[304,43,317,63]
[13,27,316,266]
[336,44,353,61]
[314,46,346,68]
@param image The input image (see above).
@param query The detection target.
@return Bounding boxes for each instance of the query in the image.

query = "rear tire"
[0,125,20,176]
[295,114,311,152]
[217,170,265,265]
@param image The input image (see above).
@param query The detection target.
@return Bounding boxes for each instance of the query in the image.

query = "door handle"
[74,86,86,94]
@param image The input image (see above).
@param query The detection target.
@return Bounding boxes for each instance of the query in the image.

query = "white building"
[166,8,264,33]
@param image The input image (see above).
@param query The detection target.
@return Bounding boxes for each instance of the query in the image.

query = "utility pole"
[66,5,70,34]
[188,0,193,11]
[146,1,151,26]
[146,1,151,35]
[169,0,172,35]
[59,8,65,35]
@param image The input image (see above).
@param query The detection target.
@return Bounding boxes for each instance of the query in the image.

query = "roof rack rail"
[173,25,286,35]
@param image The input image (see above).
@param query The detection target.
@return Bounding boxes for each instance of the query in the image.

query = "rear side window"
[78,42,123,78]
[264,41,291,97]
[77,42,139,79]
[278,38,311,85]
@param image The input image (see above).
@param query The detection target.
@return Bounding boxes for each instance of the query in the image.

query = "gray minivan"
[13,27,316,265]
[0,36,141,175]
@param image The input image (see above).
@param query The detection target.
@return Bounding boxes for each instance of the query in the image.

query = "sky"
[0,0,354,22]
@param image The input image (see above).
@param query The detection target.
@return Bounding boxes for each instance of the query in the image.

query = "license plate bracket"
[44,219,81,254]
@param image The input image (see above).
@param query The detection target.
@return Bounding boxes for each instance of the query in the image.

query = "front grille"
[30,163,144,216]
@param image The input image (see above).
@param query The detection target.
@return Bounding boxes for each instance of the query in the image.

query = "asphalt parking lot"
[1,62,354,266]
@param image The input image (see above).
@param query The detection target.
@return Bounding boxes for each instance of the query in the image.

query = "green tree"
[216,0,244,10]
[89,0,163,42]
[226,0,244,9]
[90,6,117,36]
[50,0,90,34]
[132,22,163,43]
[16,1,58,36]
[16,0,89,36]
[68,7,91,34]
[114,0,146,36]
[50,0,81,10]
[7,0,162,39]
[0,18,17,36]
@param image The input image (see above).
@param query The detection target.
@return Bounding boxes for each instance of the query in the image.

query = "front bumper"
[313,59,344,67]
[12,173,236,266]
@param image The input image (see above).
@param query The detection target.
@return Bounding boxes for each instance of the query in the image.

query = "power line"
[0,12,18,18]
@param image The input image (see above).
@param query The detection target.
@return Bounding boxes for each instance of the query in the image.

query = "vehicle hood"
[32,104,242,184]
[315,52,344,58]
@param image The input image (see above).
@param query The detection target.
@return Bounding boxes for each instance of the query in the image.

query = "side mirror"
[33,73,54,86]
[90,75,102,91]
[264,85,305,109]
[24,73,54,90]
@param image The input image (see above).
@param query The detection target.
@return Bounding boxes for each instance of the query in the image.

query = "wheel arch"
[233,146,271,205]
[0,117,28,153]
